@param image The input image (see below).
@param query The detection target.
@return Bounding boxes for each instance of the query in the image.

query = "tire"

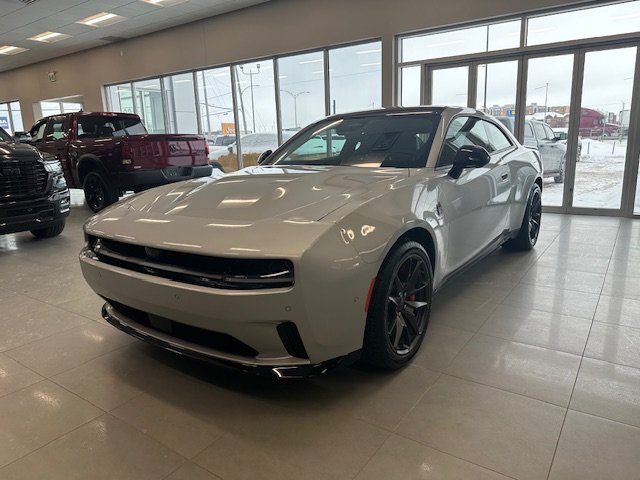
[554,157,565,183]
[83,171,119,213]
[362,241,433,370]
[30,219,66,239]
[210,160,225,173]
[504,183,542,251]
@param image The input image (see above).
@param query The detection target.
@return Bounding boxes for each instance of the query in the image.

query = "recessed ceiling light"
[0,45,28,55]
[140,0,189,6]
[28,32,71,43]
[77,12,126,27]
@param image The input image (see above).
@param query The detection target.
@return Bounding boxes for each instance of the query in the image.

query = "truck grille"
[0,160,48,200]
[87,236,295,290]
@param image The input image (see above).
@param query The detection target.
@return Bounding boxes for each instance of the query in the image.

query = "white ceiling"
[0,0,270,72]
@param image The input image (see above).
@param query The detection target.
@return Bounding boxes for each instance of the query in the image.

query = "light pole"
[535,83,549,116]
[240,64,260,133]
[280,90,309,129]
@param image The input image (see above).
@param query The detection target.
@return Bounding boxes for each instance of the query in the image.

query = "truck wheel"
[554,157,565,184]
[83,171,118,212]
[31,219,66,239]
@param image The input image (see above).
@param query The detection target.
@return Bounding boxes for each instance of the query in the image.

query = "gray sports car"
[80,107,543,377]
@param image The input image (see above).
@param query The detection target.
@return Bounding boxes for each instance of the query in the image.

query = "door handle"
[501,173,509,180]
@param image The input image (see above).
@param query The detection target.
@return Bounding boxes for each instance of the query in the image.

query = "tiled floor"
[1,192,640,479]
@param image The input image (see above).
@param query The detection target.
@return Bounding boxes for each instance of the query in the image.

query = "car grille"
[0,160,48,200]
[87,236,295,290]
[107,299,259,358]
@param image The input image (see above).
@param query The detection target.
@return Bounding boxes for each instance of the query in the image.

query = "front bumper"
[116,165,213,189]
[0,189,70,235]
[102,302,359,378]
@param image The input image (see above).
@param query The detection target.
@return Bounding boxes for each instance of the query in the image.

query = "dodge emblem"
[168,143,178,154]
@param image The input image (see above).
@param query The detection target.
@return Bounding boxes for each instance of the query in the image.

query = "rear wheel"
[504,183,542,251]
[30,219,65,239]
[362,241,433,370]
[83,171,118,212]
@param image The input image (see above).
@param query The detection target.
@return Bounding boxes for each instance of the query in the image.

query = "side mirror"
[13,132,32,143]
[449,145,491,179]
[257,149,273,165]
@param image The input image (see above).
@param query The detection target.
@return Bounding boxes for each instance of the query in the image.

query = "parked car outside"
[27,112,212,212]
[80,107,542,377]
[497,116,566,183]
[552,127,582,161]
[0,126,70,238]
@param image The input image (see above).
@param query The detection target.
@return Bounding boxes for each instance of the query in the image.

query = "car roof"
[322,106,488,121]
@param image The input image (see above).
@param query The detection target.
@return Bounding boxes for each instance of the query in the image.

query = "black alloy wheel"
[83,171,118,212]
[363,241,433,369]
[528,185,542,246]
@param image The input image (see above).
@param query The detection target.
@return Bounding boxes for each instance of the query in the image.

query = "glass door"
[430,65,469,106]
[571,46,637,211]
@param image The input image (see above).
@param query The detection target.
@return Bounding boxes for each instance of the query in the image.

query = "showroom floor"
[1,192,640,480]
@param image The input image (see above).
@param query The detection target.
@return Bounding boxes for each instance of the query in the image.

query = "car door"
[437,116,511,272]
[543,123,564,169]
[533,121,560,173]
[42,116,72,180]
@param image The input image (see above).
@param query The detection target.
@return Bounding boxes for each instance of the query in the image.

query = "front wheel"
[31,219,66,239]
[362,241,433,370]
[504,183,542,251]
[83,171,118,213]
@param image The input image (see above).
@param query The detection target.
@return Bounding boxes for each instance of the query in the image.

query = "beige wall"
[0,0,588,127]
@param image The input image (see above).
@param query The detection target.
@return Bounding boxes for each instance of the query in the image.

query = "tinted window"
[484,122,512,151]
[438,116,492,167]
[272,114,439,168]
[77,115,146,138]
[45,118,66,140]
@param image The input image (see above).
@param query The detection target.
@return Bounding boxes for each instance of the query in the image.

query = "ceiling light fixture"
[140,0,189,6]
[29,32,71,43]
[0,45,28,55]
[77,12,126,27]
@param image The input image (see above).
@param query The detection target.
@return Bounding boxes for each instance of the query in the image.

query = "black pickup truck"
[0,127,70,238]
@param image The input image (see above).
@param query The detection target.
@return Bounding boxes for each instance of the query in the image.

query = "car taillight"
[205,141,210,156]
[121,142,132,165]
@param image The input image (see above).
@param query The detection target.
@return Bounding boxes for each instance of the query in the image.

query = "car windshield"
[0,127,11,142]
[77,115,148,138]
[270,113,440,168]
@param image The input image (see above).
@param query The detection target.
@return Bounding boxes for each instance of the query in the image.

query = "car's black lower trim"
[101,302,360,378]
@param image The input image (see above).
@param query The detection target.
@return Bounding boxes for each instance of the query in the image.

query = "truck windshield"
[0,127,11,142]
[269,113,440,168]
[77,115,148,139]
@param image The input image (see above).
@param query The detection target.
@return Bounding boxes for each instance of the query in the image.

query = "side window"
[533,122,547,141]
[30,122,47,142]
[45,117,66,141]
[543,124,556,140]
[524,123,534,140]
[438,116,491,167]
[484,121,512,152]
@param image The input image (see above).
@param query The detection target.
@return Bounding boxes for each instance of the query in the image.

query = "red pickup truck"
[27,112,212,211]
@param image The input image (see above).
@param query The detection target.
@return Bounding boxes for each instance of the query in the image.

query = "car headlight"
[44,160,63,174]
[53,173,68,191]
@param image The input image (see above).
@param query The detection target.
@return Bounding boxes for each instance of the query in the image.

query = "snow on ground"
[543,138,628,209]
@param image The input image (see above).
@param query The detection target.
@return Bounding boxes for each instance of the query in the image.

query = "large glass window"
[278,51,325,132]
[524,54,574,207]
[527,1,640,46]
[106,83,134,113]
[0,101,23,134]
[329,41,382,114]
[163,73,198,134]
[431,66,468,106]
[573,47,636,209]
[401,20,520,62]
[133,79,165,134]
[476,60,518,116]
[196,67,238,171]
[400,65,421,107]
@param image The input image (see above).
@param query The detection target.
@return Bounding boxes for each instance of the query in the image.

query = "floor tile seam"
[439,370,573,409]
[390,429,521,480]
[566,403,640,430]
[3,335,133,379]
[463,330,588,357]
[0,357,45,400]
[385,370,443,433]
[543,229,615,480]
[109,402,219,462]
[517,278,606,296]
[0,401,105,472]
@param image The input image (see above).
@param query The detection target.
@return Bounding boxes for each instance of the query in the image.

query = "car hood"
[0,141,40,160]
[124,165,407,223]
